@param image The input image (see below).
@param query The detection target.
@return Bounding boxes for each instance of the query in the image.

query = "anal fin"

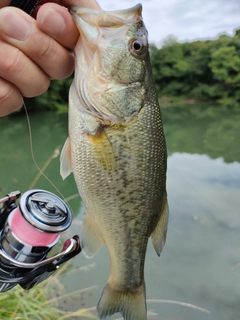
[151,193,169,256]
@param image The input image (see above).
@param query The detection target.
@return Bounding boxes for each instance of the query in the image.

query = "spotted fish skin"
[60,4,168,320]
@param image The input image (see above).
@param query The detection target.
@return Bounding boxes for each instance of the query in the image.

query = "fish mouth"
[70,3,142,13]
[69,4,142,16]
[69,4,142,28]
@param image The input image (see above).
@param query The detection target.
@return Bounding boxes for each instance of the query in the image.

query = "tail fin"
[97,282,146,320]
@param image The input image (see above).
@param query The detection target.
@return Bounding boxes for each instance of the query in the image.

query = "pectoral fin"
[151,193,169,256]
[88,128,115,170]
[60,137,72,180]
[81,213,104,258]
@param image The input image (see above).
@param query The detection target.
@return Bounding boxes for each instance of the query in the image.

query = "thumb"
[37,3,79,50]
[37,0,101,50]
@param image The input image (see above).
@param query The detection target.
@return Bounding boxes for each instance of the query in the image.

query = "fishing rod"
[0,189,81,292]
[9,0,40,15]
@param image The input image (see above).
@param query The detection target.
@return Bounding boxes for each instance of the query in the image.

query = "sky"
[98,0,240,45]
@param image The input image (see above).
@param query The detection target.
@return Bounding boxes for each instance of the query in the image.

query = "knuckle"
[38,79,51,95]
[1,49,24,74]
[24,78,50,98]
[33,36,73,79]
[0,41,51,99]
[0,78,14,101]
[38,36,58,59]
[0,79,22,116]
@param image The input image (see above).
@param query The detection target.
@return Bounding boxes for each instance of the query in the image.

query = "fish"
[60,3,168,320]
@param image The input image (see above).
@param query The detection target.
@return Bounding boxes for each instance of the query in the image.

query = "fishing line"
[23,102,75,212]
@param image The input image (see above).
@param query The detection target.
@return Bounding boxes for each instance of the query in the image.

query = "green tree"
[150,28,240,106]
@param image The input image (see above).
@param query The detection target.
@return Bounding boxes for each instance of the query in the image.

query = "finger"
[0,78,23,117]
[0,40,50,97]
[37,3,79,50]
[0,7,74,79]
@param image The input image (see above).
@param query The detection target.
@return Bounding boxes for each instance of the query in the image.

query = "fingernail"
[0,9,30,41]
[40,9,65,35]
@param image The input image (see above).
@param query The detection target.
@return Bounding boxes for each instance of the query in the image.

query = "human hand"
[0,0,100,117]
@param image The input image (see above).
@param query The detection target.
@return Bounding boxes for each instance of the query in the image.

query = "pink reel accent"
[10,207,60,246]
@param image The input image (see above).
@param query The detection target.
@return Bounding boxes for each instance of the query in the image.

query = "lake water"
[0,104,239,320]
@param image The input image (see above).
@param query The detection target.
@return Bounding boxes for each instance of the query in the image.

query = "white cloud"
[98,0,240,45]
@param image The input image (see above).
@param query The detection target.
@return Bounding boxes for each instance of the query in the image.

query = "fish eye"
[129,37,147,59]
[133,40,142,51]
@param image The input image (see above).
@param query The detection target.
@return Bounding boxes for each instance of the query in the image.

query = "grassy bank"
[0,261,97,320]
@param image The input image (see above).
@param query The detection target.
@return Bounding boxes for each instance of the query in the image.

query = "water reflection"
[0,109,239,320]
[165,153,240,320]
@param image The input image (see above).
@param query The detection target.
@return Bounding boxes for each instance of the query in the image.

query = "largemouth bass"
[60,3,168,320]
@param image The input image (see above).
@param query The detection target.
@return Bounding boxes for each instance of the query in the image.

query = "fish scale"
[60,4,168,320]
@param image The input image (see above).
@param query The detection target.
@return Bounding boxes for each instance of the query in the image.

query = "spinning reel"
[0,189,81,292]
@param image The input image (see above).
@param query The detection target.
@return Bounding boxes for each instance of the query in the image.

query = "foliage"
[29,28,240,111]
[150,28,240,106]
